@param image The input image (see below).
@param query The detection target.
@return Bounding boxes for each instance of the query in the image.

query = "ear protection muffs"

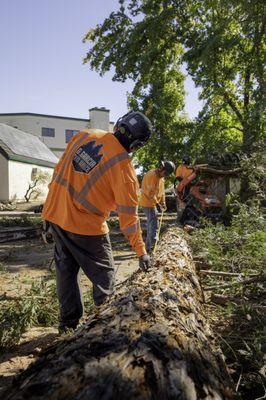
[119,126,126,134]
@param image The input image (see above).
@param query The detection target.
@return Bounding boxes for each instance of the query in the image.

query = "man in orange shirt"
[175,155,193,184]
[175,155,194,220]
[140,160,175,253]
[42,111,153,333]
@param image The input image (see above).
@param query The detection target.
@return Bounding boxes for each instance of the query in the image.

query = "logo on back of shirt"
[72,140,103,173]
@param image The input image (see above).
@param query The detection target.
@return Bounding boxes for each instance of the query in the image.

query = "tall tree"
[127,66,188,172]
[181,0,266,154]
[83,1,187,170]
[83,0,265,158]
[188,97,244,160]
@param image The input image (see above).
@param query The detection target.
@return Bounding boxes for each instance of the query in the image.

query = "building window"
[65,129,79,143]
[42,127,55,137]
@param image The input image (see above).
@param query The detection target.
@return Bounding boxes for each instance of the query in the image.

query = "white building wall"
[0,109,115,159]
[0,154,9,202]
[8,161,53,201]
[0,115,89,156]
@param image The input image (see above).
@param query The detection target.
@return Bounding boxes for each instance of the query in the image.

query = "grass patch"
[0,216,42,227]
[190,204,265,275]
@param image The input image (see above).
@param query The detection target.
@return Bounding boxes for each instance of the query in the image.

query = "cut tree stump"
[6,227,234,400]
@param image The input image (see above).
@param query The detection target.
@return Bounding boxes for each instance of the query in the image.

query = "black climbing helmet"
[182,155,191,165]
[160,160,175,176]
[114,111,153,151]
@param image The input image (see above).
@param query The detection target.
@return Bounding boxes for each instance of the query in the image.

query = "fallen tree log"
[6,227,234,400]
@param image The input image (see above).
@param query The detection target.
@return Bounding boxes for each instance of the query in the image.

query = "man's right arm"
[112,163,146,257]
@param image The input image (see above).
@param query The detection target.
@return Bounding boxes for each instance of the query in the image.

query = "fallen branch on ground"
[200,270,260,278]
[204,275,266,291]
[211,293,266,310]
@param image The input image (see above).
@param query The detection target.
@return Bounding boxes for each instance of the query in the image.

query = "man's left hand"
[139,254,151,271]
[160,203,167,212]
[41,220,54,244]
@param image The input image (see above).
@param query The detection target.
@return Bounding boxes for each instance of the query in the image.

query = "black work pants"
[51,223,115,329]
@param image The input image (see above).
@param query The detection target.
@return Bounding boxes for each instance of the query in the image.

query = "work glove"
[159,203,167,212]
[41,220,54,244]
[139,254,151,272]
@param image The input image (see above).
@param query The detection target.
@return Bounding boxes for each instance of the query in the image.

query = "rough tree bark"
[6,227,234,400]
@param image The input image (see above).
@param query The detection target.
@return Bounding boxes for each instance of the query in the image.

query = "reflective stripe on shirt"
[60,179,104,216]
[77,151,129,201]
[54,138,128,216]
[117,205,138,215]
[122,221,140,235]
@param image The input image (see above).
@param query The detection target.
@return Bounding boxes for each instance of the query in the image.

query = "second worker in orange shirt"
[42,111,153,333]
[140,161,175,254]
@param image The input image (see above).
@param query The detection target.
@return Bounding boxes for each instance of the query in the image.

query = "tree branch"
[199,270,260,278]
[211,293,266,311]
[204,275,266,291]
[223,92,244,126]
[195,166,242,177]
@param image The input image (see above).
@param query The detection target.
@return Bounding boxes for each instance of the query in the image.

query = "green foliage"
[83,0,189,169]
[107,217,119,228]
[0,300,31,349]
[0,275,93,348]
[190,203,265,274]
[84,0,265,165]
[0,278,58,348]
[189,195,265,397]
[217,304,266,399]
[0,262,6,272]
[239,140,266,201]
[188,101,243,160]
[0,216,41,227]
[181,0,266,153]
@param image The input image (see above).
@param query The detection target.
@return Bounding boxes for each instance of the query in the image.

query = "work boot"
[58,324,77,336]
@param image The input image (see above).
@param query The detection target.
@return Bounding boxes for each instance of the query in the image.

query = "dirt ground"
[0,232,139,394]
[0,213,177,394]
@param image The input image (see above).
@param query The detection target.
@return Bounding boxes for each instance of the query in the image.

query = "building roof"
[0,111,115,124]
[0,112,89,122]
[89,107,110,112]
[0,123,58,168]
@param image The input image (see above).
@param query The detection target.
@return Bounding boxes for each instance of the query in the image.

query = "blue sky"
[0,0,202,122]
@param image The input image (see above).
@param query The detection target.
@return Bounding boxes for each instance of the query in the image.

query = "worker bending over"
[140,161,175,254]
[175,155,194,219]
[175,155,193,185]
[42,111,153,333]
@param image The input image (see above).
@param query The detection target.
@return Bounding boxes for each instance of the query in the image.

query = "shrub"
[0,275,93,348]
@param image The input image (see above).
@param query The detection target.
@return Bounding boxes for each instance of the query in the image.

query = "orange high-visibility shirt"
[175,165,193,180]
[176,171,197,198]
[42,129,146,257]
[140,169,165,208]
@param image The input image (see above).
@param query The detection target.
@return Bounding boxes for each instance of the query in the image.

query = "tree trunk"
[6,227,234,400]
